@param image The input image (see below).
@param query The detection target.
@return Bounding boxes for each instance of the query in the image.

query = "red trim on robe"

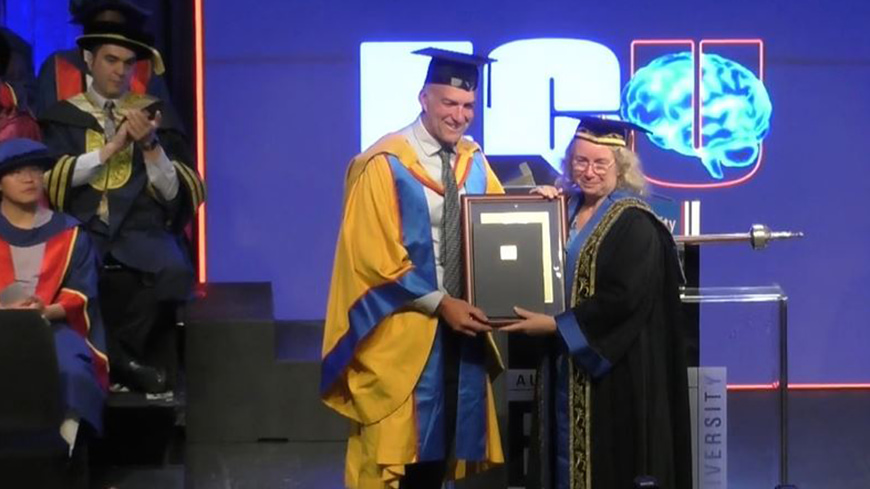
[57,289,109,389]
[0,240,15,290]
[56,288,87,337]
[404,152,476,196]
[34,228,77,306]
[0,229,108,389]
[407,165,445,195]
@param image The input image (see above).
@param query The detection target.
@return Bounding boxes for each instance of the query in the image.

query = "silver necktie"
[103,101,116,141]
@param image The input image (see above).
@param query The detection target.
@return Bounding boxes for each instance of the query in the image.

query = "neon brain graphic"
[621,52,772,180]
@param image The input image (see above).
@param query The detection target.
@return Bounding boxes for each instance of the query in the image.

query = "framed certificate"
[462,195,568,323]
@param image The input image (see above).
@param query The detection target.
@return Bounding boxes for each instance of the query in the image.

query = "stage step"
[185,283,346,444]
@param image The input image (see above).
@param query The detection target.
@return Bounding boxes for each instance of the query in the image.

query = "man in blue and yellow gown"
[321,48,505,489]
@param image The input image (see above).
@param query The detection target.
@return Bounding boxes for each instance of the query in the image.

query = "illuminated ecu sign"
[360,39,771,189]
[626,40,771,188]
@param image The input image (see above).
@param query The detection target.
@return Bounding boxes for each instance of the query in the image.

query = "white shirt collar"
[86,84,120,110]
[411,116,450,157]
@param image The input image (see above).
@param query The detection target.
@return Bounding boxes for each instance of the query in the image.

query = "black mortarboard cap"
[77,21,165,74]
[70,0,151,26]
[413,47,495,91]
[573,117,650,147]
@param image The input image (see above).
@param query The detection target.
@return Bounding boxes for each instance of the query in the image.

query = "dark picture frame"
[462,195,568,323]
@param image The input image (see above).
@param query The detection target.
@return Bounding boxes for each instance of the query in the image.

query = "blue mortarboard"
[69,0,151,26]
[573,117,650,147]
[0,139,56,177]
[413,47,496,91]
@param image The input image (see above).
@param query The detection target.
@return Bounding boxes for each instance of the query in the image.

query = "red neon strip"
[727,383,870,391]
[629,39,694,82]
[645,145,765,189]
[790,383,870,390]
[630,39,767,190]
[194,0,208,283]
[727,382,778,391]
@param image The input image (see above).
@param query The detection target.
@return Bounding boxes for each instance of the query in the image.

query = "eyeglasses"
[571,157,614,175]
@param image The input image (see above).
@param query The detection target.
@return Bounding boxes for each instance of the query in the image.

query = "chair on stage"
[0,309,77,487]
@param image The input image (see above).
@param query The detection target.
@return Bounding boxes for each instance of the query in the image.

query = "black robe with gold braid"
[39,92,204,301]
[529,192,692,489]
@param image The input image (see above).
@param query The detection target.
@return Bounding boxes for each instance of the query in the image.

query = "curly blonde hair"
[557,139,648,196]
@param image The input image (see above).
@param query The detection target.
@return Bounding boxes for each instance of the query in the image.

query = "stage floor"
[90,386,870,489]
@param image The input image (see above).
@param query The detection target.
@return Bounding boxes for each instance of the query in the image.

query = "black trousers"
[399,326,461,489]
[400,461,448,489]
[98,264,176,378]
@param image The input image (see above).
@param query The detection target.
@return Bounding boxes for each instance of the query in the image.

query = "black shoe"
[112,360,168,394]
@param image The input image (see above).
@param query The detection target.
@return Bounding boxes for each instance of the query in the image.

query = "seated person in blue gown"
[0,138,108,449]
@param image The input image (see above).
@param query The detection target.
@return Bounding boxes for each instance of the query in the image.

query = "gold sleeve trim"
[173,161,205,210]
[47,155,75,211]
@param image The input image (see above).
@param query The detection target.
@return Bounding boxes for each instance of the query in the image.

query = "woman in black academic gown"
[500,117,692,489]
